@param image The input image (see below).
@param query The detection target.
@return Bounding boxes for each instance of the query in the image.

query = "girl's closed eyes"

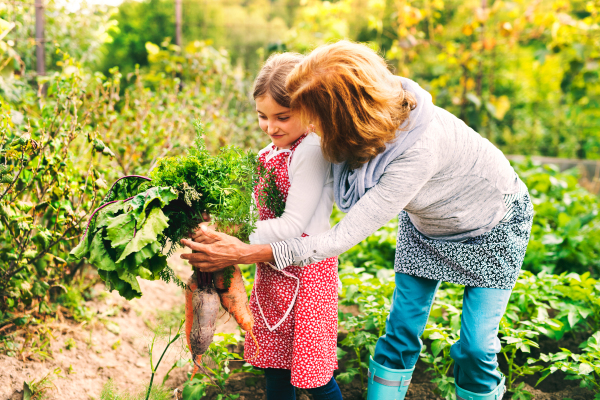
[256,93,307,150]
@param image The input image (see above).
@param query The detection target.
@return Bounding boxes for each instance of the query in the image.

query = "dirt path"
[0,251,237,400]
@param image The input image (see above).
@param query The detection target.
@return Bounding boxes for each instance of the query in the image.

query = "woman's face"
[256,94,306,150]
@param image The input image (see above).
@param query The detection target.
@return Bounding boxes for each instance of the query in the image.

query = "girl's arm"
[249,137,331,244]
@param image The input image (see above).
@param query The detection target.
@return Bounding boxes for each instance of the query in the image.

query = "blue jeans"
[263,368,343,400]
[373,273,511,393]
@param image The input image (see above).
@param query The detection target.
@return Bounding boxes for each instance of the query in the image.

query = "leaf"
[145,42,160,55]
[336,371,357,384]
[182,380,207,400]
[541,234,564,245]
[432,340,446,357]
[89,234,118,271]
[503,336,521,345]
[579,363,593,375]
[105,212,136,248]
[117,206,169,263]
[69,235,90,261]
[130,187,178,226]
[23,381,32,400]
[95,201,128,230]
[567,310,579,328]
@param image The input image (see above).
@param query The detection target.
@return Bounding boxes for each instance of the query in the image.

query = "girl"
[183,41,534,400]
[243,53,343,400]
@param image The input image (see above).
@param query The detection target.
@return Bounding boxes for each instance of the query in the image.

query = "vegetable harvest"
[70,121,267,381]
[69,121,257,299]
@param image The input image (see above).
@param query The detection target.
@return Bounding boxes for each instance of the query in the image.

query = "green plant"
[499,320,543,396]
[254,162,286,218]
[516,162,600,278]
[64,337,76,350]
[337,314,378,391]
[69,121,257,299]
[23,368,62,400]
[420,323,458,400]
[182,333,244,400]
[0,66,108,314]
[145,318,185,400]
[336,267,393,393]
[100,379,172,400]
[538,331,600,400]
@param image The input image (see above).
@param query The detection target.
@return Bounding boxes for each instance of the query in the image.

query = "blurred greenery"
[4,0,600,159]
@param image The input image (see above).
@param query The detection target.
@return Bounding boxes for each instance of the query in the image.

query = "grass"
[100,379,173,400]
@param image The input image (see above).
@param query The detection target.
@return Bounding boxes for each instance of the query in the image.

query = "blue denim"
[373,273,512,393]
[263,368,343,400]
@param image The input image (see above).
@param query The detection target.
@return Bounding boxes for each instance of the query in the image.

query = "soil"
[0,251,596,400]
[0,250,238,400]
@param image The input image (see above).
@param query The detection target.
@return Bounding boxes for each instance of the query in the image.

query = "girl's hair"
[286,40,417,169]
[253,52,304,108]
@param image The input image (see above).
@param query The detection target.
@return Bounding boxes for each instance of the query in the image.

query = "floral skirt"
[394,193,534,289]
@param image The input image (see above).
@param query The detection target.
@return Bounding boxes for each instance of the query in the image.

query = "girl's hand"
[191,222,217,244]
[191,221,241,244]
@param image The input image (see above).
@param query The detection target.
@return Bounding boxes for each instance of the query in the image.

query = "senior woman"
[181,40,533,400]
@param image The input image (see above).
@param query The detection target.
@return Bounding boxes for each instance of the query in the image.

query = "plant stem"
[356,347,364,390]
[508,348,516,390]
[145,319,184,400]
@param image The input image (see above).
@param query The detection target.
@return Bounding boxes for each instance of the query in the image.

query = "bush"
[0,42,261,326]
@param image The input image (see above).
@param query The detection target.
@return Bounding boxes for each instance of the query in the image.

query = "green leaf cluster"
[149,120,257,247]
[69,121,258,300]
[69,187,177,299]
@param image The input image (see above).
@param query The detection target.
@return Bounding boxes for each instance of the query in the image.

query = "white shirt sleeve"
[249,136,331,245]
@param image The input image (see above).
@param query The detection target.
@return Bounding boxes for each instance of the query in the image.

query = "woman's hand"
[180,225,276,270]
[180,226,248,271]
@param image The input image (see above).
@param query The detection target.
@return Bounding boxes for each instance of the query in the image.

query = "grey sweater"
[272,106,520,269]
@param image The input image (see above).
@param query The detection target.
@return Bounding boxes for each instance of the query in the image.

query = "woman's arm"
[275,146,438,268]
[182,146,437,270]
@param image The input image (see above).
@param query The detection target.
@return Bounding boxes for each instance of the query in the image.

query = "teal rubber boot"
[366,356,414,400]
[455,375,506,400]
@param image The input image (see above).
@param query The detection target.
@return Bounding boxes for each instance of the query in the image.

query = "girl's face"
[256,94,306,150]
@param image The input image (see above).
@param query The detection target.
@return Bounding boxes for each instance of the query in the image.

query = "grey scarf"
[333,77,435,212]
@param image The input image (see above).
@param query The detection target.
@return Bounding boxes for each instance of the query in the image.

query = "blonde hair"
[286,40,416,169]
[253,52,304,107]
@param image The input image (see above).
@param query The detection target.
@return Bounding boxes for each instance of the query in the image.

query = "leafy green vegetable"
[69,121,258,299]
[69,187,177,299]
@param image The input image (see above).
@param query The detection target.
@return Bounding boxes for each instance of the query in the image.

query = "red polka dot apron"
[245,135,339,389]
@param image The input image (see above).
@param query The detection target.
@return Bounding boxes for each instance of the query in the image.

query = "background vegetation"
[1,0,600,398]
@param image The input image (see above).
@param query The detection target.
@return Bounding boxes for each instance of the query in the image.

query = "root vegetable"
[213,265,258,361]
[213,265,254,332]
[185,273,219,380]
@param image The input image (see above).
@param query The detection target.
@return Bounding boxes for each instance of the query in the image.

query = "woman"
[181,41,533,400]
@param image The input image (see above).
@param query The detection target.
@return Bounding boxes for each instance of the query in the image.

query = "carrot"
[185,272,220,380]
[184,274,198,358]
[213,265,254,332]
[213,265,258,361]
